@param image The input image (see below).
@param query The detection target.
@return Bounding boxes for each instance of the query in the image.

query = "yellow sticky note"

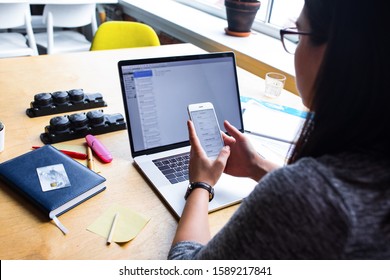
[87,204,150,243]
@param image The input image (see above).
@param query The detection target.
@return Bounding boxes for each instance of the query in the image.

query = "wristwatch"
[184,182,214,202]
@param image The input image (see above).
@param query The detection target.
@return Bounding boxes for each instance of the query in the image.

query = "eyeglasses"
[280,27,311,54]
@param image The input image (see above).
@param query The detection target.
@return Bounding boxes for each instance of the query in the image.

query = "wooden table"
[0,43,304,259]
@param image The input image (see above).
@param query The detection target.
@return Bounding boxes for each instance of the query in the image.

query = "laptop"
[118,52,255,218]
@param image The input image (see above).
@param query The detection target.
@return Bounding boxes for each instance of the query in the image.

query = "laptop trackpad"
[210,174,255,211]
[157,174,255,217]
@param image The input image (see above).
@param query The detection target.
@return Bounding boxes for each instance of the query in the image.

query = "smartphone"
[187,102,224,159]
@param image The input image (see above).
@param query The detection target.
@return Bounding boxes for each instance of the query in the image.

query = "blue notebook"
[0,145,106,233]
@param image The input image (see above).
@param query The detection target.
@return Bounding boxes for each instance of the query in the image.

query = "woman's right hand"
[222,120,280,182]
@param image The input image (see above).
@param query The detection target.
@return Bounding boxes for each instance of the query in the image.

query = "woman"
[168,0,389,259]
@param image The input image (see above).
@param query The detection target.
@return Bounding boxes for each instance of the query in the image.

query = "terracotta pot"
[225,0,261,35]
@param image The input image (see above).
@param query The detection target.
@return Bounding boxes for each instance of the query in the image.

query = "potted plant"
[225,0,261,37]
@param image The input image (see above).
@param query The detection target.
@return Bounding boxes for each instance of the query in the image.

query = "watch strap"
[184,181,214,202]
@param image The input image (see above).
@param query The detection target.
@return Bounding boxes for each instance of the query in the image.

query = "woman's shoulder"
[244,156,342,214]
[266,152,390,189]
[256,156,334,194]
[232,155,353,259]
[249,152,390,222]
[247,153,369,214]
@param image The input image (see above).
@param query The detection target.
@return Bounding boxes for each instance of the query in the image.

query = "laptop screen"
[118,52,244,157]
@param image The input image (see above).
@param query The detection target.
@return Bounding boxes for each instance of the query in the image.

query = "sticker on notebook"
[37,164,71,192]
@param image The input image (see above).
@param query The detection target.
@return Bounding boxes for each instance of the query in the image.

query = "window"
[175,0,304,39]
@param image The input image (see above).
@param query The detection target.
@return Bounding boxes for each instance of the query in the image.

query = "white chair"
[0,3,38,58]
[30,5,46,32]
[10,5,46,33]
[34,4,97,55]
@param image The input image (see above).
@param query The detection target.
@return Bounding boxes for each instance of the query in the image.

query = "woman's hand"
[187,119,279,185]
[222,120,279,181]
[171,120,279,247]
[187,120,230,186]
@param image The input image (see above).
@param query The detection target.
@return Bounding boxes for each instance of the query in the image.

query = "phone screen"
[190,108,223,158]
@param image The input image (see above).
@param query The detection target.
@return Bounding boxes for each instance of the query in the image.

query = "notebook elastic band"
[50,215,69,235]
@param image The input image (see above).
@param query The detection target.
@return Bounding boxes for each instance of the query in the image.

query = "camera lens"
[49,116,71,132]
[52,91,70,105]
[87,110,105,126]
[68,89,85,102]
[34,93,53,107]
[69,113,89,128]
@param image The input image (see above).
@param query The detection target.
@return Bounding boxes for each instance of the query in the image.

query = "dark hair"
[288,0,388,163]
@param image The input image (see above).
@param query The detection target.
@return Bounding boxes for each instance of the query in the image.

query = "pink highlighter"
[85,134,113,163]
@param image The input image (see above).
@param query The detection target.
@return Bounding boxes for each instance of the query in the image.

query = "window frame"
[174,0,297,39]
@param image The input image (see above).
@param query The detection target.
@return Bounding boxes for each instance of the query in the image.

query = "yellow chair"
[90,21,160,51]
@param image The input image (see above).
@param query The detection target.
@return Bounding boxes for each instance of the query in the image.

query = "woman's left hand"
[187,120,231,186]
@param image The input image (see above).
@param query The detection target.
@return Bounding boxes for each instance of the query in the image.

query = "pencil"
[87,146,94,171]
[107,212,119,245]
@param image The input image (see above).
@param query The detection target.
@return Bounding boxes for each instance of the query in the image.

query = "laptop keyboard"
[153,153,190,184]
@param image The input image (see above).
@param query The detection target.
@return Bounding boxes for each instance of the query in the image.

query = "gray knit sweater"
[168,153,390,259]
